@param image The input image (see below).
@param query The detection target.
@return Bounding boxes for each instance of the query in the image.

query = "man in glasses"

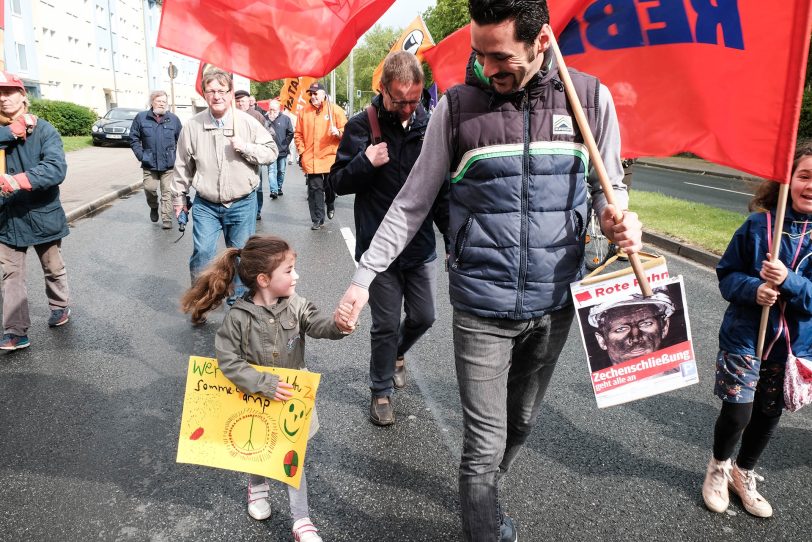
[171,69,277,305]
[329,51,448,426]
[294,82,347,230]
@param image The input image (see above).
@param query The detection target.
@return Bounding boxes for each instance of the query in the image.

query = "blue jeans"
[368,260,437,397]
[256,165,267,215]
[190,193,257,297]
[268,157,288,194]
[453,305,574,542]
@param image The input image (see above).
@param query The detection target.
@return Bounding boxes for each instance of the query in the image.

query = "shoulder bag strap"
[366,104,382,145]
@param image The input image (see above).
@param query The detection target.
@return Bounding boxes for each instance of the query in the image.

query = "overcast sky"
[373,0,437,32]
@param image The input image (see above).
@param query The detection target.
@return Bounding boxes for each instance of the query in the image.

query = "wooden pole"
[548,32,653,297]
[756,182,790,358]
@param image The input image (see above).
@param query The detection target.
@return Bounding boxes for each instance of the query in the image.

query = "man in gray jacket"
[335,1,643,541]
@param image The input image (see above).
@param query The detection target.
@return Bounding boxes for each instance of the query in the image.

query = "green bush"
[799,88,812,142]
[28,98,97,136]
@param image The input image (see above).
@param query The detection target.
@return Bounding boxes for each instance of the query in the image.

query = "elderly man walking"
[171,69,276,297]
[129,90,182,229]
[0,71,71,350]
[330,51,448,426]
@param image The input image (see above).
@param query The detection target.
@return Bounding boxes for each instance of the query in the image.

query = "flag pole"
[756,182,790,358]
[548,32,652,297]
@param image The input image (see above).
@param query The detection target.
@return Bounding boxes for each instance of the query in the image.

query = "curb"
[65,181,143,223]
[642,231,720,268]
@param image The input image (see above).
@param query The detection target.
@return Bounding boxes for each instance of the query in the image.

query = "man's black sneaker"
[150,208,159,222]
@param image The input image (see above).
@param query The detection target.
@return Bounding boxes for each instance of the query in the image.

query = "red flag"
[423,1,812,182]
[157,0,396,81]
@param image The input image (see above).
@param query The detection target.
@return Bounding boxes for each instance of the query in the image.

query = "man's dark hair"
[468,0,549,45]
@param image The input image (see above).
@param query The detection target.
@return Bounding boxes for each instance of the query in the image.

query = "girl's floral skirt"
[714,350,785,414]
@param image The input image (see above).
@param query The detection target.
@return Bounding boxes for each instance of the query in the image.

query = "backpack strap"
[366,105,382,145]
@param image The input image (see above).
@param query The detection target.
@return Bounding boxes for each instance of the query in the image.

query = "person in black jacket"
[266,99,294,198]
[129,90,183,228]
[329,51,448,426]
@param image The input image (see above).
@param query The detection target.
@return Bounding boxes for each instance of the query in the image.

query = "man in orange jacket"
[295,82,347,230]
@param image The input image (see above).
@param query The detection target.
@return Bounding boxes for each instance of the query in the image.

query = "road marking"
[683,182,752,196]
[340,227,358,268]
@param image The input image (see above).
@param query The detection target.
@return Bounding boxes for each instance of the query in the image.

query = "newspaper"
[571,259,698,408]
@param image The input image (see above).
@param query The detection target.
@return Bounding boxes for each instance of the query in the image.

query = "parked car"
[91,107,141,146]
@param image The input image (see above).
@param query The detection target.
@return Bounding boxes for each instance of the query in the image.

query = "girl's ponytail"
[180,247,241,324]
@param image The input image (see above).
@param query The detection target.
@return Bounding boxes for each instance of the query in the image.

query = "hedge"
[799,88,812,142]
[28,98,97,136]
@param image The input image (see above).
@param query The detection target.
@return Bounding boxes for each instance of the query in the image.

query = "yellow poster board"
[176,356,320,489]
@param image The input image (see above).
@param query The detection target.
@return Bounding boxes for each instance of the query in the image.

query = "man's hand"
[756,282,780,306]
[229,135,247,153]
[334,284,369,332]
[600,204,642,254]
[364,142,389,167]
[173,195,188,218]
[273,381,295,402]
[0,173,31,196]
[9,114,37,139]
[760,254,788,286]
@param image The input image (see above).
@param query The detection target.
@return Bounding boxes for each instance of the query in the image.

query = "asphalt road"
[0,167,809,541]
[632,164,756,215]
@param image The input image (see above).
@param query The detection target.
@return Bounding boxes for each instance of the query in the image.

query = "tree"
[250,80,284,100]
[423,0,469,42]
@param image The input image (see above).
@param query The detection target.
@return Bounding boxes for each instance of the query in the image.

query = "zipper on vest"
[516,90,530,317]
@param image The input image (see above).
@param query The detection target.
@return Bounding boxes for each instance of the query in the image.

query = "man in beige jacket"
[171,69,277,299]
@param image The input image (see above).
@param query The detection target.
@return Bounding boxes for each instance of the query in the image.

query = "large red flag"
[157,0,396,81]
[424,1,812,182]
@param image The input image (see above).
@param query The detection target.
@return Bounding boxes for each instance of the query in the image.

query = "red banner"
[157,0,395,81]
[423,0,812,182]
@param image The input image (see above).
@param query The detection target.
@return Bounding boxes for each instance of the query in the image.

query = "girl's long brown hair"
[749,141,812,212]
[180,235,292,324]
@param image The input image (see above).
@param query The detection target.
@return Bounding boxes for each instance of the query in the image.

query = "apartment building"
[2,0,205,118]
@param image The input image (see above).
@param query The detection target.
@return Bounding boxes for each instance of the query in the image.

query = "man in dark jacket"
[0,71,71,350]
[266,99,294,198]
[129,90,182,228]
[330,51,448,426]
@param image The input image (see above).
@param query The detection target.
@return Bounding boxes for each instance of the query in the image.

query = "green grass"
[631,190,747,255]
[61,136,93,152]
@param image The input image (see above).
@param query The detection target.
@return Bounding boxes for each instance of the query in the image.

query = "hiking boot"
[369,395,395,426]
[48,307,71,327]
[246,480,271,520]
[729,462,773,517]
[0,333,30,350]
[393,356,406,389]
[292,517,322,542]
[500,514,518,542]
[150,207,159,222]
[701,457,731,513]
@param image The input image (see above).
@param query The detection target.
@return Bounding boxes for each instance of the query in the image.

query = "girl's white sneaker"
[292,517,323,542]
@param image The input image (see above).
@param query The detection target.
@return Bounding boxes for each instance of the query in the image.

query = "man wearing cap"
[129,90,183,229]
[0,71,71,350]
[235,89,271,220]
[172,69,277,300]
[295,82,347,230]
[588,291,675,371]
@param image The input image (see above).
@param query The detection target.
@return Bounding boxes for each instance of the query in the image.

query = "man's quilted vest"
[445,59,599,319]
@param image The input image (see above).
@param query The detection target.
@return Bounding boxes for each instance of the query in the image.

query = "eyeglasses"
[204,89,230,97]
[384,85,421,109]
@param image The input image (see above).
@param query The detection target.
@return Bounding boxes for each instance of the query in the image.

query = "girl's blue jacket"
[717,207,812,361]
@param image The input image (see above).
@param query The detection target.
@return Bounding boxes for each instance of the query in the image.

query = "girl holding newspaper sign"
[702,144,812,518]
[181,235,353,542]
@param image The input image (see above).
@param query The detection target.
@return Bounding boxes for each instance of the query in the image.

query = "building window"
[11,0,22,16]
[16,43,28,71]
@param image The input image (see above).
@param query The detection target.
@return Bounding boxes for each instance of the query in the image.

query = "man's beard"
[153,106,168,115]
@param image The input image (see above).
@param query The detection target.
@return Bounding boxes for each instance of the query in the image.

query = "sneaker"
[256,214,262,221]
[247,480,272,520]
[150,207,159,222]
[48,307,71,327]
[161,221,173,230]
[500,514,518,542]
[369,395,395,426]
[327,209,335,220]
[729,462,773,517]
[701,457,731,513]
[0,333,30,350]
[393,356,406,389]
[269,192,278,200]
[278,190,284,196]
[292,517,322,542]
[310,222,323,230]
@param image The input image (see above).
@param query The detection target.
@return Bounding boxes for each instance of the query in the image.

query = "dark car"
[91,107,141,146]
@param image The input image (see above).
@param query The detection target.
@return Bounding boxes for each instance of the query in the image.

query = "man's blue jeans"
[190,193,257,297]
[268,157,288,194]
[453,305,574,541]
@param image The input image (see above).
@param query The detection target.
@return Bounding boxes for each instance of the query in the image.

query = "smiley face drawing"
[280,398,308,443]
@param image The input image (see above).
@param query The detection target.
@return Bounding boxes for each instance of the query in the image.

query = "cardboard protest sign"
[571,259,698,408]
[176,356,320,488]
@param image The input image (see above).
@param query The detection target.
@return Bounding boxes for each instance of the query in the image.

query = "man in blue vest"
[335,1,643,541]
